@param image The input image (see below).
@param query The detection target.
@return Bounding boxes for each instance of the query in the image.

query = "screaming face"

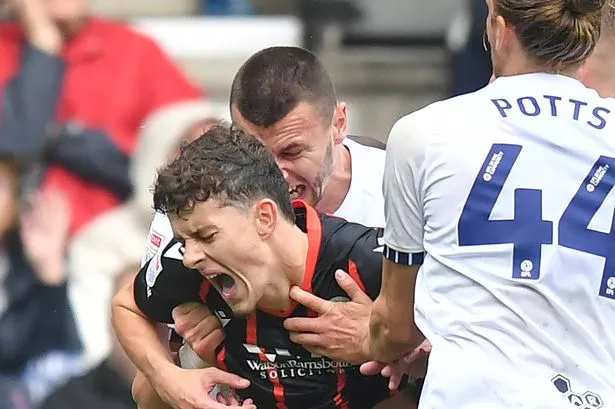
[170,200,272,317]
[232,102,343,207]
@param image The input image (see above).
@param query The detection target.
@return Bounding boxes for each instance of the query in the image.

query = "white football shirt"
[383,73,615,408]
[334,138,386,227]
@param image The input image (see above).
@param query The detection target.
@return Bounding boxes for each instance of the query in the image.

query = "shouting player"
[112,124,404,409]
[362,0,615,408]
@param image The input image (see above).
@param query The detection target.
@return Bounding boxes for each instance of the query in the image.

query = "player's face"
[232,102,347,207]
[170,199,275,317]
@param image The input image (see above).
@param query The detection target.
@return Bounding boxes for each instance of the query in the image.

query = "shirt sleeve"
[0,44,64,157]
[45,125,132,199]
[141,212,175,267]
[133,238,205,324]
[382,114,427,266]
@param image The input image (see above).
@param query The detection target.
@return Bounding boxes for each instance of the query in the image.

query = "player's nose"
[182,241,206,270]
[280,166,290,181]
[274,157,291,181]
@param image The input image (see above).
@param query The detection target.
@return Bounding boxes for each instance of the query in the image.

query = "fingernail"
[238,378,250,387]
[335,270,347,279]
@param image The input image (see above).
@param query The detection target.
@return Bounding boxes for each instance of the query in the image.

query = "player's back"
[407,73,615,408]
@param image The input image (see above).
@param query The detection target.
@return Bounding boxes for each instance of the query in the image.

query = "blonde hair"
[493,0,605,71]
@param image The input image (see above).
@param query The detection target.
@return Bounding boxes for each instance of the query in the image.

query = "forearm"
[111,282,175,386]
[133,371,173,409]
[0,44,63,156]
[368,299,419,363]
[368,260,423,363]
[46,127,132,199]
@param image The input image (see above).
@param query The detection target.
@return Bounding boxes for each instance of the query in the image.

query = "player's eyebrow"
[189,224,217,237]
[280,142,308,154]
[172,224,217,242]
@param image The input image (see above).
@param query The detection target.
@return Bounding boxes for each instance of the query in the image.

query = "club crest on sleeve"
[146,251,164,289]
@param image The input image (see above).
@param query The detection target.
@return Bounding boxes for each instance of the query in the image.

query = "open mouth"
[289,185,305,200]
[206,273,237,299]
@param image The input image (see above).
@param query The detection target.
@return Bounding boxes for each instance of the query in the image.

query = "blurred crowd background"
[0,0,491,408]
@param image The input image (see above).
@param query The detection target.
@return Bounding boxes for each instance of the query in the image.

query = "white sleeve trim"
[383,244,425,266]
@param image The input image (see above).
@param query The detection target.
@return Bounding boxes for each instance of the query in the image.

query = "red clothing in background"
[0,18,203,235]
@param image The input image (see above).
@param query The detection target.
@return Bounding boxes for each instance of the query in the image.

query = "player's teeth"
[209,274,219,279]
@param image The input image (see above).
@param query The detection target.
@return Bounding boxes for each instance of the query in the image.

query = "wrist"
[147,352,179,388]
[29,28,62,54]
[360,336,373,363]
[34,257,65,286]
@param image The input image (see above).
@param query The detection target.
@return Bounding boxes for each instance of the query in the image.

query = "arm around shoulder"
[111,278,177,388]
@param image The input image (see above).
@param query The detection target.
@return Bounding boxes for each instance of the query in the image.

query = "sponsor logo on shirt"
[241,344,354,380]
[145,250,164,296]
[144,231,166,263]
[150,233,163,248]
[552,374,603,408]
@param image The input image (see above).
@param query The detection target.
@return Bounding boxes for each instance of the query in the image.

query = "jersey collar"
[259,200,322,317]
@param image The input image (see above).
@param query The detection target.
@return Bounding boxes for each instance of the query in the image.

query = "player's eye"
[200,232,217,243]
[280,146,304,158]
[281,150,300,159]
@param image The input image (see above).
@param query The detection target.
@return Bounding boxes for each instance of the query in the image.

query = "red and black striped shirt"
[134,201,400,408]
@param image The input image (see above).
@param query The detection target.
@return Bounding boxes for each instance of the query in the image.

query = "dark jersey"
[134,201,401,409]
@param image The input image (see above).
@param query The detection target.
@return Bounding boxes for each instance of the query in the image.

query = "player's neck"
[499,58,579,80]
[316,143,351,215]
[259,223,309,311]
[581,45,615,98]
[587,77,615,98]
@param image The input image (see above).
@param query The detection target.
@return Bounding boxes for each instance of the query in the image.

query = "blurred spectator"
[0,157,82,408]
[68,100,227,368]
[447,0,492,96]
[39,265,168,409]
[0,0,203,238]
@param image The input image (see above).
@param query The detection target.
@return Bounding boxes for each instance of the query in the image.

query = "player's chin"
[228,300,255,318]
[296,188,318,207]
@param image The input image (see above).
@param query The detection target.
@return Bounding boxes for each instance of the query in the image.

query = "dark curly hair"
[153,122,295,222]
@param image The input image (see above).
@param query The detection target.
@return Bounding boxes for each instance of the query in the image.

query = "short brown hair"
[153,122,295,222]
[230,46,337,128]
[493,0,605,71]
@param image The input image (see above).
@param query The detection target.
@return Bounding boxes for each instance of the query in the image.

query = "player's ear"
[331,103,348,145]
[253,199,277,239]
[494,15,510,53]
